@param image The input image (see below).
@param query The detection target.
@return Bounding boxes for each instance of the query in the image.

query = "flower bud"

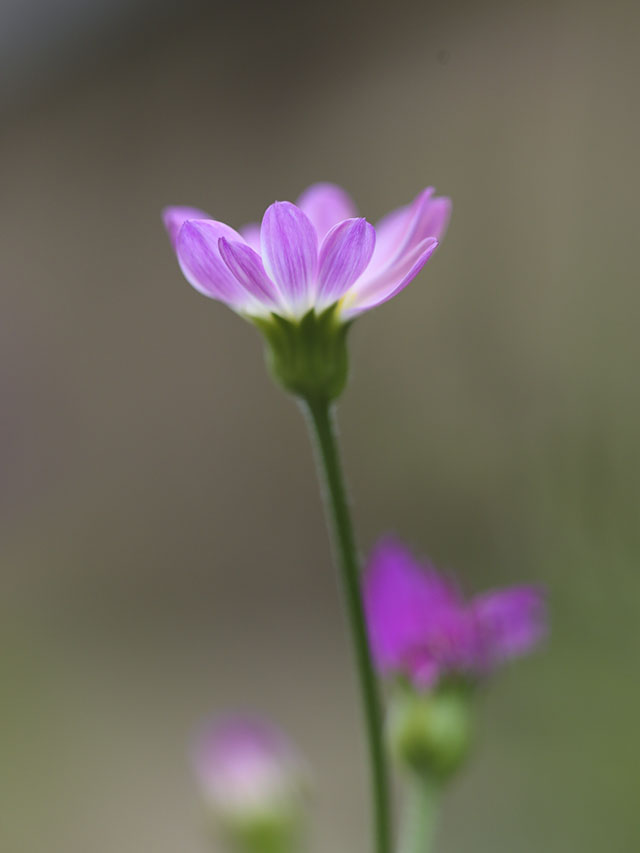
[193,715,308,853]
[387,683,473,782]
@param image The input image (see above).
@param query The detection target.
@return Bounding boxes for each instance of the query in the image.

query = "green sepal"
[253,305,352,403]
[217,808,302,853]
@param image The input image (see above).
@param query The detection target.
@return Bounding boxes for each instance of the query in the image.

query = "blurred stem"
[301,398,392,853]
[398,775,440,853]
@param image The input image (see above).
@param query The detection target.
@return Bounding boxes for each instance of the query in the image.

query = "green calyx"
[387,681,474,783]
[253,305,352,403]
[218,808,302,853]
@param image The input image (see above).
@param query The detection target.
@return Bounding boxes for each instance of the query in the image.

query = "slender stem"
[301,398,392,853]
[398,776,440,853]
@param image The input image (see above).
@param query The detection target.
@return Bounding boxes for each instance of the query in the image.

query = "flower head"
[364,538,547,690]
[193,715,308,852]
[163,182,450,320]
[194,715,306,817]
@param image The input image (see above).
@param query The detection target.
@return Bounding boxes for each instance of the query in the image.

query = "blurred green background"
[1,0,638,850]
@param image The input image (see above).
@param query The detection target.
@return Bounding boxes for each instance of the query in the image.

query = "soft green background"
[1,0,638,850]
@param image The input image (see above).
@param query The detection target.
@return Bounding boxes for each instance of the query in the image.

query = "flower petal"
[410,657,441,690]
[396,188,450,257]
[472,586,547,668]
[296,182,358,241]
[240,222,261,252]
[316,218,375,308]
[176,219,253,310]
[218,238,279,312]
[363,538,460,675]
[343,237,439,316]
[366,188,451,277]
[260,202,318,314]
[368,188,434,275]
[163,205,210,249]
[367,204,412,273]
[193,715,305,817]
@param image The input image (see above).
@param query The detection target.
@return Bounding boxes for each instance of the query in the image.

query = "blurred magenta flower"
[364,538,546,690]
[163,183,450,319]
[194,715,307,825]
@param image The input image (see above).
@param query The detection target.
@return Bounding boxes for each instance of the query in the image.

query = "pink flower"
[163,183,450,320]
[364,538,547,690]
[193,715,307,822]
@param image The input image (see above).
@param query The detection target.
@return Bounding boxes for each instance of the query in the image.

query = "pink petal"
[411,657,442,690]
[176,219,253,311]
[344,237,439,316]
[367,204,412,274]
[472,586,547,667]
[163,205,210,249]
[193,715,304,815]
[296,182,358,241]
[363,538,460,675]
[260,202,318,314]
[366,188,451,277]
[371,188,435,275]
[316,218,375,308]
[218,238,279,312]
[240,222,261,252]
[399,192,451,252]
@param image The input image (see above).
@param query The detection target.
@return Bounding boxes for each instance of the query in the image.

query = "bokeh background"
[2,0,639,850]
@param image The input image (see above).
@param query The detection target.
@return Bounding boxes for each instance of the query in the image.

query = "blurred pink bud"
[193,714,308,845]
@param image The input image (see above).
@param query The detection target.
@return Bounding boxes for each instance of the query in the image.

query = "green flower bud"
[387,683,474,782]
[217,808,302,853]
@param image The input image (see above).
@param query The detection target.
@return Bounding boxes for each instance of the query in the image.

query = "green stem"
[301,398,392,853]
[398,775,440,853]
